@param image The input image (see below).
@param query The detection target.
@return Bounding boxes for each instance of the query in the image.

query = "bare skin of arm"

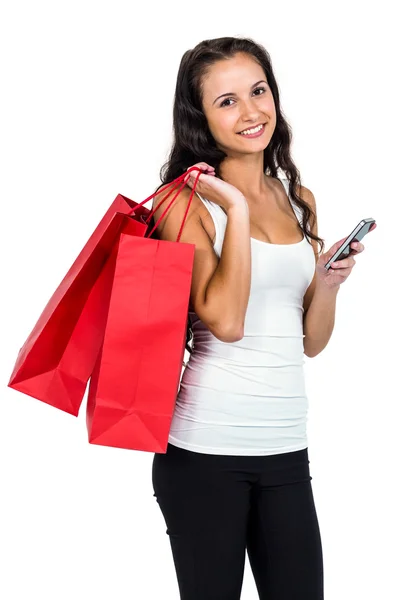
[152,168,250,342]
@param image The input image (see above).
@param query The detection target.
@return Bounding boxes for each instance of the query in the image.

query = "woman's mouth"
[237,123,266,138]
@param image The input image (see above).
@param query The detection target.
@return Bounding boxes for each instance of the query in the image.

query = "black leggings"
[152,442,324,600]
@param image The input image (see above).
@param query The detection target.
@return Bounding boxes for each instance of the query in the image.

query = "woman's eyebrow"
[212,80,267,105]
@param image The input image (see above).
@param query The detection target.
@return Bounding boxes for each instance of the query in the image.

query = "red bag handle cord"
[128,166,203,242]
[144,166,202,241]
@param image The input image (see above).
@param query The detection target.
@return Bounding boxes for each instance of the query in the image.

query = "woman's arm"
[303,283,340,357]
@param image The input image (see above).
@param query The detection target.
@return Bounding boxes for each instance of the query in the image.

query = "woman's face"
[201,52,276,155]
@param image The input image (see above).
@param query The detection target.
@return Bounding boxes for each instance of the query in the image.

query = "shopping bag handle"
[129,166,203,242]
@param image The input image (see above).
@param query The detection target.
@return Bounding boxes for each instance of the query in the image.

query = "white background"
[1,1,398,598]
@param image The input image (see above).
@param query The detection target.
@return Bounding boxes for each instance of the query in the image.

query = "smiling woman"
[151,36,325,600]
[200,55,277,160]
[153,47,324,355]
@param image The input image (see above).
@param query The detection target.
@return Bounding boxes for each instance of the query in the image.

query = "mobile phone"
[324,218,376,271]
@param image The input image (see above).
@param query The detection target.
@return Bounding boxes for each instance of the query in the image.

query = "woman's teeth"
[239,124,264,135]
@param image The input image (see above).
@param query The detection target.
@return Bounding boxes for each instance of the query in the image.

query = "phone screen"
[324,218,376,271]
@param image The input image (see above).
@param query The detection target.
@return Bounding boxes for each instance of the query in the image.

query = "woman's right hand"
[183,162,246,213]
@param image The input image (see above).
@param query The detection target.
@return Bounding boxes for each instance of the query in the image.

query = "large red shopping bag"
[8,167,202,420]
[86,213,195,453]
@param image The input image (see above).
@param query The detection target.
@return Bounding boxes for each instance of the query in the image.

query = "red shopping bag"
[86,213,195,453]
[8,168,202,421]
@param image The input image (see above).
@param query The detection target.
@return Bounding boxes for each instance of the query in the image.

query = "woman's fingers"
[184,162,215,185]
[187,162,215,174]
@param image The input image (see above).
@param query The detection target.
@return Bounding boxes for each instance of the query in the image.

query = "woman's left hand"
[315,223,376,289]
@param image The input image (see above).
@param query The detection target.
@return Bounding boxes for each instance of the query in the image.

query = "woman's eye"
[254,86,266,96]
[220,98,234,107]
[220,87,267,107]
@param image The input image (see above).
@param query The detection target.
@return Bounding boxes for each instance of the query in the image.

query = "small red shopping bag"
[8,168,202,423]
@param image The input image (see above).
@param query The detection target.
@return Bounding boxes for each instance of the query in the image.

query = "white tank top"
[168,177,316,456]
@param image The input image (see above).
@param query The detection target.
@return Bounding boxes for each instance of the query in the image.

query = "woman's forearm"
[303,282,340,358]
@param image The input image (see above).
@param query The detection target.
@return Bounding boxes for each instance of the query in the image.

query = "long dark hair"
[151,36,325,355]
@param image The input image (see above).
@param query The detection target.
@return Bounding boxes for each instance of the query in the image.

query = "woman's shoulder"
[151,183,204,236]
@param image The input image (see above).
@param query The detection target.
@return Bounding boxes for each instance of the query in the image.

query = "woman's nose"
[240,101,261,122]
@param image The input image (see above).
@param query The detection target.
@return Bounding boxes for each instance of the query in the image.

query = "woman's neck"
[218,154,274,200]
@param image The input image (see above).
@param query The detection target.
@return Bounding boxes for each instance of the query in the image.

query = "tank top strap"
[194,191,225,248]
[194,190,220,216]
